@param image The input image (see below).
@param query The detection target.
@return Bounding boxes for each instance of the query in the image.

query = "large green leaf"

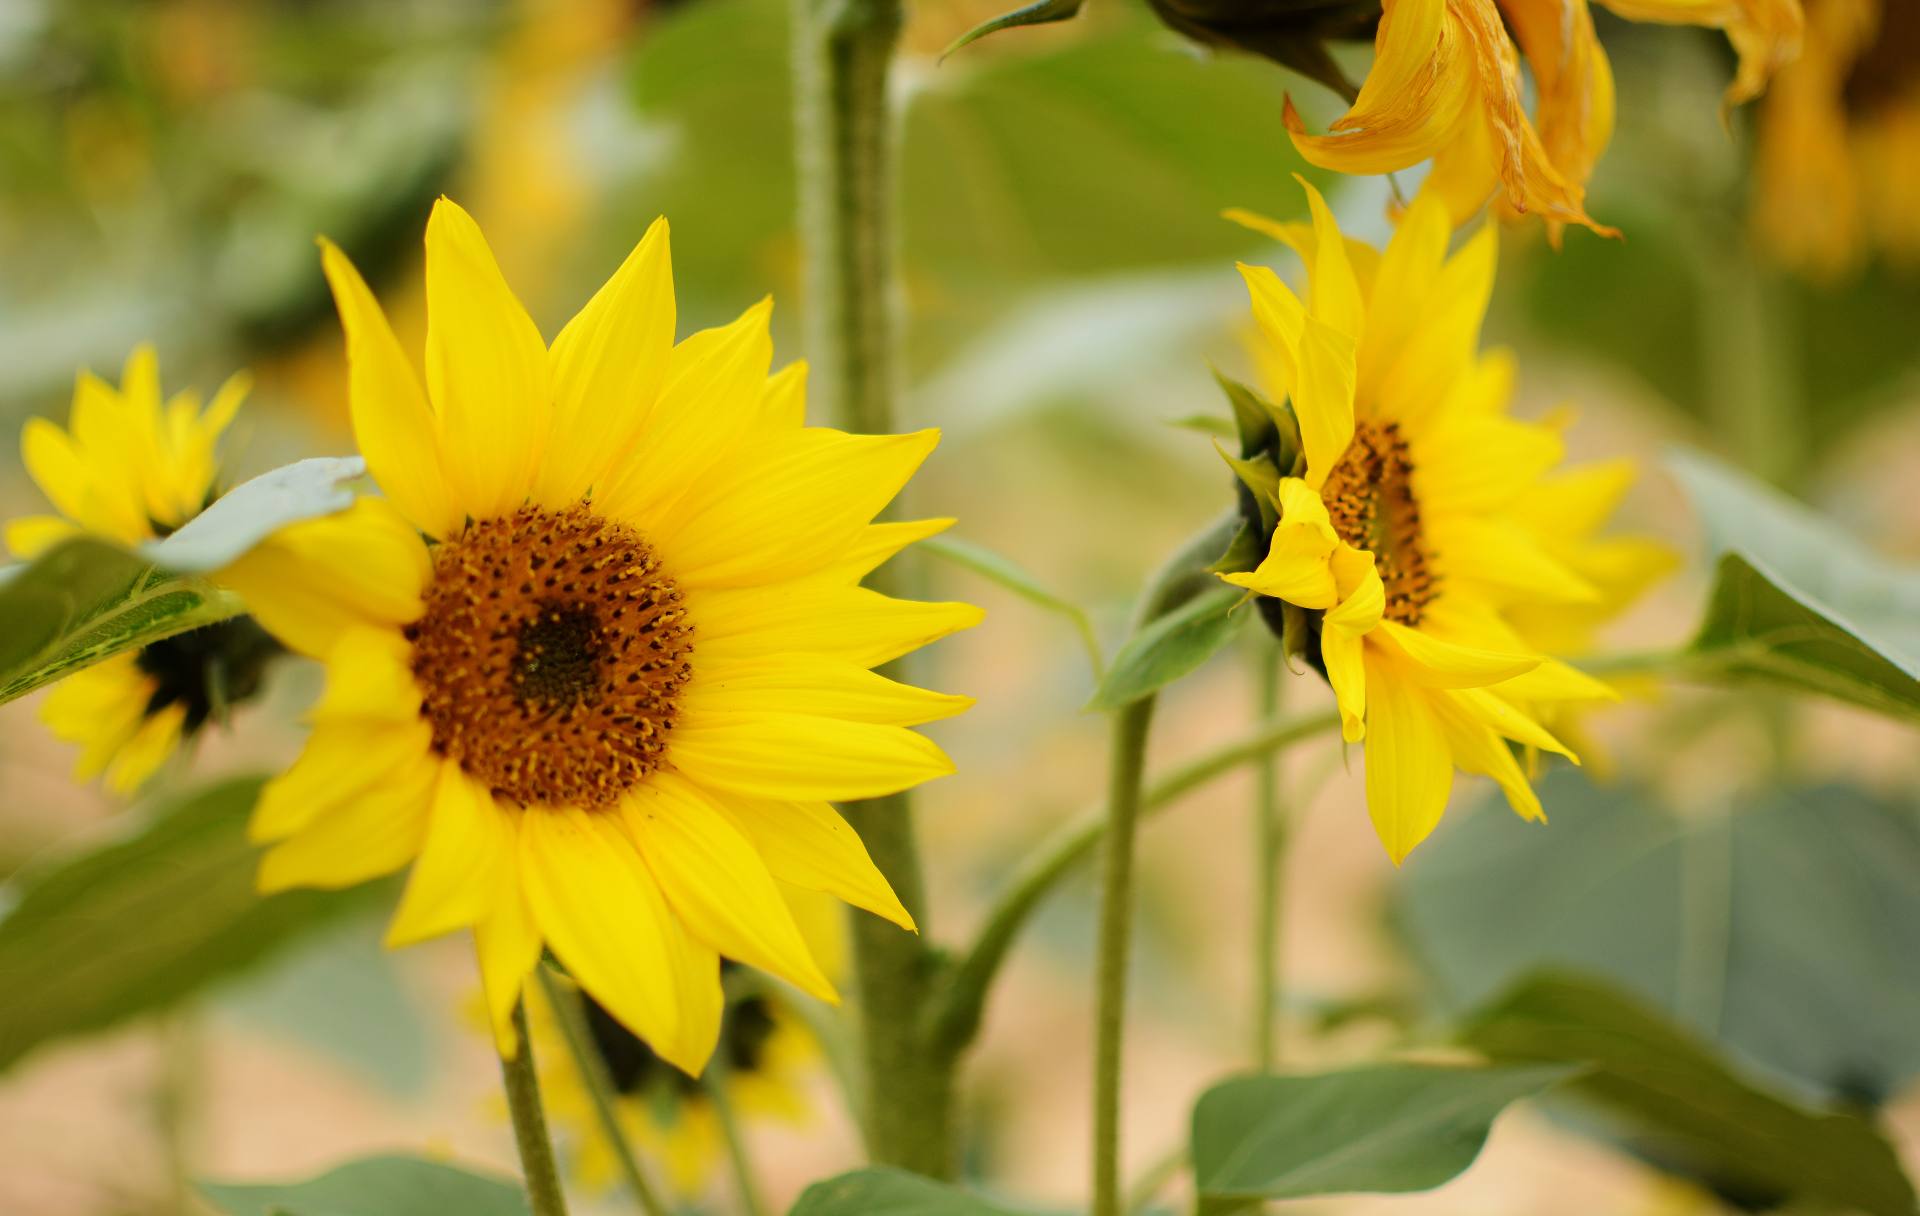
[1087,585,1247,710]
[1461,973,1917,1216]
[201,1155,528,1216]
[0,456,364,708]
[1399,773,1920,1104]
[0,778,379,1074]
[1190,1063,1574,1205]
[788,1167,1028,1215]
[1669,447,1920,721]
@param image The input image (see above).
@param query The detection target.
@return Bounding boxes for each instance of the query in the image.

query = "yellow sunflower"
[221,199,980,1071]
[7,345,273,795]
[1284,0,1802,238]
[1220,180,1648,863]
[531,965,820,1198]
[1753,0,1920,277]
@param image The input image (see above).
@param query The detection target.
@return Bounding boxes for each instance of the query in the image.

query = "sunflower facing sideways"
[7,346,279,795]
[1216,180,1662,863]
[222,199,980,1070]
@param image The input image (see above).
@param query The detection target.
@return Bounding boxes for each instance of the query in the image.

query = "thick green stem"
[792,0,956,1177]
[499,999,571,1216]
[1253,645,1284,1071]
[534,969,669,1216]
[1092,695,1156,1216]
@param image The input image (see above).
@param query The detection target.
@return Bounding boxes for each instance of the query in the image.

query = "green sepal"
[1214,441,1281,531]
[1208,519,1267,576]
[1280,600,1312,669]
[941,0,1085,58]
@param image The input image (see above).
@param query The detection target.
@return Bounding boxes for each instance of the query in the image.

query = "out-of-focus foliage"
[200,1155,529,1216]
[789,1166,1032,1215]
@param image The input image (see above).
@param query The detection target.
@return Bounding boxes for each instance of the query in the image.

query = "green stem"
[704,1060,771,1216]
[1092,694,1156,1216]
[926,708,1340,1052]
[792,0,956,1178]
[537,970,673,1216]
[1253,645,1284,1071]
[156,1013,201,1216]
[499,999,571,1216]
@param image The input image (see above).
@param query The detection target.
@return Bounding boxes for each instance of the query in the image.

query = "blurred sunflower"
[1753,0,1920,277]
[1284,0,1803,239]
[223,199,979,1071]
[6,346,278,795]
[1218,181,1662,862]
[532,964,820,1197]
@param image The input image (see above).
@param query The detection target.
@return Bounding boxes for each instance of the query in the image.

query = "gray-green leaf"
[200,1155,528,1216]
[1087,585,1247,710]
[0,778,381,1074]
[1670,447,1920,721]
[145,455,364,572]
[790,1167,1029,1215]
[1461,972,1917,1216]
[1191,1063,1574,1205]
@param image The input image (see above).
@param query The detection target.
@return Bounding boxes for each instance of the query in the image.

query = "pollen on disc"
[405,504,695,809]
[1322,420,1439,625]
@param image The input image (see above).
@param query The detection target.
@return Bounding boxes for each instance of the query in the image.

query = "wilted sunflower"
[222,199,978,1072]
[1284,0,1803,238]
[1753,0,1920,277]
[7,346,277,794]
[531,966,819,1197]
[1216,181,1654,862]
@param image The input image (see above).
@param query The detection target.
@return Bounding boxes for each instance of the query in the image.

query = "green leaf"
[0,456,365,708]
[1166,412,1236,439]
[200,1155,528,1216]
[922,534,1104,680]
[1191,1063,1574,1204]
[942,0,1085,59]
[1669,448,1920,720]
[1399,773,1920,1105]
[1211,370,1298,469]
[1460,973,1917,1216]
[789,1167,1028,1216]
[0,538,238,708]
[1207,520,1266,577]
[1215,444,1280,530]
[0,778,380,1074]
[1087,585,1247,710]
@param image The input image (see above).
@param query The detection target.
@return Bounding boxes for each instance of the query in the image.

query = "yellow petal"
[520,807,723,1074]
[623,774,838,1002]
[1451,684,1579,758]
[656,429,941,590]
[759,360,809,430]
[683,656,973,726]
[251,719,435,843]
[5,514,78,560]
[475,879,544,1058]
[1219,478,1339,607]
[320,238,461,538]
[689,584,982,670]
[1284,0,1475,174]
[1296,316,1358,489]
[257,754,436,893]
[1504,0,1617,239]
[1359,192,1451,402]
[670,711,955,803]
[708,795,915,931]
[103,703,186,795]
[220,498,430,659]
[1377,222,1497,431]
[424,197,551,520]
[538,216,675,507]
[1428,689,1546,821]
[1362,664,1455,864]
[386,762,517,947]
[41,657,147,780]
[806,518,955,586]
[1323,547,1384,742]
[1425,516,1601,604]
[306,627,421,724]
[1414,416,1563,513]
[1597,0,1802,106]
[1238,263,1306,394]
[1375,619,1540,688]
[1297,176,1365,341]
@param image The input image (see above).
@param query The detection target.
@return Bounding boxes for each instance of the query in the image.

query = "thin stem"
[1091,694,1156,1216]
[534,970,669,1216]
[704,1061,771,1216]
[926,708,1341,1052]
[155,1013,200,1216]
[792,0,956,1177]
[499,999,571,1216]
[1253,644,1284,1071]
[1122,1142,1187,1215]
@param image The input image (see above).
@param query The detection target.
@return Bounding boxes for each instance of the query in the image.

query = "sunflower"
[7,345,277,795]
[531,964,821,1197]
[1283,0,1802,239]
[1218,180,1646,863]
[220,199,979,1071]
[1753,0,1920,277]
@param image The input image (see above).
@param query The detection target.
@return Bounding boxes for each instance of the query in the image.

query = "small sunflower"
[1753,0,1920,277]
[7,346,276,795]
[531,967,819,1198]
[1219,181,1655,862]
[1284,0,1802,238]
[222,199,980,1071]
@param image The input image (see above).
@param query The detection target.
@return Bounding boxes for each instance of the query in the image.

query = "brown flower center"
[406,504,694,809]
[1321,420,1437,625]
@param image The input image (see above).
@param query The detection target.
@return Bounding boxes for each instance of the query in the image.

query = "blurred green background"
[1,0,1917,1213]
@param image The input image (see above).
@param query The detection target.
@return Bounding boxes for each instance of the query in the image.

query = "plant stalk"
[535,969,670,1216]
[1253,643,1285,1070]
[705,1059,772,1216]
[792,0,957,1177]
[499,998,571,1216]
